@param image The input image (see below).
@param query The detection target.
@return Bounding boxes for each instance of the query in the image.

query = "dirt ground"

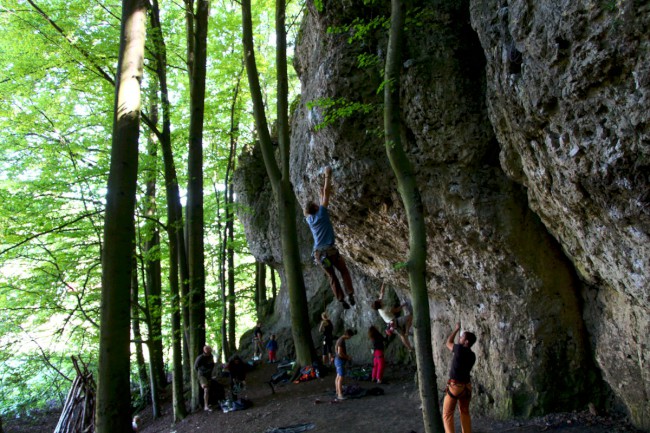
[4,361,641,433]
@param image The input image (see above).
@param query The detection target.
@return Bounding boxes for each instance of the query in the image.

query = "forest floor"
[4,360,642,433]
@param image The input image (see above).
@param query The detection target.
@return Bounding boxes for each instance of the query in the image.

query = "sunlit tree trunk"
[186,0,209,411]
[383,0,443,431]
[242,0,316,367]
[96,1,147,431]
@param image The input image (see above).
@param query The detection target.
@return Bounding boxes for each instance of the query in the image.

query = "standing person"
[319,312,335,366]
[266,334,278,363]
[371,282,413,351]
[368,325,385,384]
[304,166,356,310]
[443,323,477,433]
[194,345,215,411]
[334,329,353,400]
[252,321,264,358]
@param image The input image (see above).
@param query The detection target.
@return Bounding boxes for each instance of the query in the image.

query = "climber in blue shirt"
[304,166,356,309]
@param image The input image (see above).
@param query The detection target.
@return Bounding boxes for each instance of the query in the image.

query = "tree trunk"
[149,0,188,419]
[383,0,443,431]
[242,0,316,367]
[96,1,146,431]
[168,225,188,421]
[227,181,237,354]
[131,262,149,400]
[186,0,209,411]
[218,192,230,360]
[222,73,242,359]
[143,78,166,401]
[256,261,267,314]
[271,267,277,299]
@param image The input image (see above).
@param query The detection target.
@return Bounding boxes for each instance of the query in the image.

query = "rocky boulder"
[234,0,649,429]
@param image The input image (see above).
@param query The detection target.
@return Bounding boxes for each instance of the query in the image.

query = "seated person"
[225,354,249,399]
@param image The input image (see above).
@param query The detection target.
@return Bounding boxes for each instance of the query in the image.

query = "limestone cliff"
[234,0,649,428]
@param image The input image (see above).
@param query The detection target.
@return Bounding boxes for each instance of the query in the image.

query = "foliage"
[327,15,389,44]
[306,97,374,131]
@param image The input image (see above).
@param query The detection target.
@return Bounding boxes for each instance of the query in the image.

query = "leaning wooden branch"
[54,356,96,433]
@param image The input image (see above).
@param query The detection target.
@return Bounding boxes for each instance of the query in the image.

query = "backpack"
[294,365,320,383]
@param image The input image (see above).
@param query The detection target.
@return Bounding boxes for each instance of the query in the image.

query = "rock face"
[234,0,649,429]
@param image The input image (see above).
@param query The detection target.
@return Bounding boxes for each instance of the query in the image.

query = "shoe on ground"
[341,300,351,309]
[348,294,356,306]
[337,395,347,401]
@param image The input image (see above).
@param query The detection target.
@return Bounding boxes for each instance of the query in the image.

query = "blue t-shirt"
[306,205,335,251]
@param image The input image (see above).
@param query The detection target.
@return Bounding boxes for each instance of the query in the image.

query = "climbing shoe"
[348,294,356,306]
[341,300,351,309]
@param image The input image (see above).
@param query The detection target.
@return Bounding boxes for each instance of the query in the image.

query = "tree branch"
[0,210,103,257]
[18,325,73,383]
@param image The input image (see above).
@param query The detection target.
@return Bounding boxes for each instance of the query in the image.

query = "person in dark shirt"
[304,166,355,310]
[226,354,249,399]
[252,322,264,358]
[319,312,335,366]
[443,323,477,433]
[194,345,215,411]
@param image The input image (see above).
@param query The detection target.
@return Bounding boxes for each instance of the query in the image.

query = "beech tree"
[1,0,289,418]
[148,0,189,419]
[185,0,210,410]
[242,0,316,366]
[96,0,147,431]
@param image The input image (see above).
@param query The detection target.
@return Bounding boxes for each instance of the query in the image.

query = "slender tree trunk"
[271,267,277,299]
[168,224,188,420]
[242,0,316,367]
[149,1,189,417]
[226,182,237,354]
[383,1,443,431]
[131,261,149,400]
[256,261,267,314]
[276,0,316,365]
[144,79,166,398]
[214,182,231,359]
[215,69,242,359]
[186,0,209,411]
[217,188,230,360]
[96,1,146,431]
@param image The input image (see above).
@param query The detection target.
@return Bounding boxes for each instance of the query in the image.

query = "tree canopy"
[0,0,301,417]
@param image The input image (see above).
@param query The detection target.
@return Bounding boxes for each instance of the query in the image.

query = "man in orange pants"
[443,323,477,433]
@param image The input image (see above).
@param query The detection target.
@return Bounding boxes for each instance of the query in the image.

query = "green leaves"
[0,0,304,416]
[306,97,374,131]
